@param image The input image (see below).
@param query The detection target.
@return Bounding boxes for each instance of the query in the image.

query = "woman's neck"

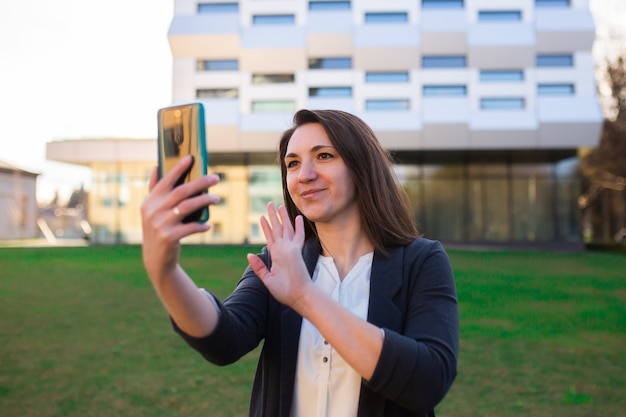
[316,223,373,280]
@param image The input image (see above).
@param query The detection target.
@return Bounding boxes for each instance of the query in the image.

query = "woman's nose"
[298,160,316,183]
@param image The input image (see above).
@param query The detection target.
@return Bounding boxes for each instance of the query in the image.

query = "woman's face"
[284,123,358,226]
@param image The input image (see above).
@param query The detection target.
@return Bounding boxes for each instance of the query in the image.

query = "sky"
[0,0,624,204]
[0,0,174,203]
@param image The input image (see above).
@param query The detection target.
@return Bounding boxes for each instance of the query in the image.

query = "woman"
[141,109,459,417]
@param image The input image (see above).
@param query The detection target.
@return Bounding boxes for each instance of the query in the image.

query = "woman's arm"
[140,156,222,338]
[246,203,384,379]
[366,241,459,412]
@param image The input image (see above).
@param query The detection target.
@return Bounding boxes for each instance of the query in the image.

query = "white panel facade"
[168,0,602,151]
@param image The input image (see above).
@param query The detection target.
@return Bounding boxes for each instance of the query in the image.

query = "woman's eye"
[286,160,299,168]
[318,152,333,160]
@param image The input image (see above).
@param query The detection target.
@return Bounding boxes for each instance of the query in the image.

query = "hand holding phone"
[157,103,209,223]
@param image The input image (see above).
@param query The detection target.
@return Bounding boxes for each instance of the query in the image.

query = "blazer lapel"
[367,246,405,331]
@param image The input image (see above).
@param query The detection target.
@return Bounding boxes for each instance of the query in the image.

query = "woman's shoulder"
[401,236,446,254]
[386,237,451,270]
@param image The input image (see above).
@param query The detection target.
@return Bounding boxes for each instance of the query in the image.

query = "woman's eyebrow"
[285,145,334,159]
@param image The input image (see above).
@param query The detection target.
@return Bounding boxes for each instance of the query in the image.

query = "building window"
[309,57,352,69]
[365,99,410,111]
[252,74,295,84]
[535,0,569,7]
[197,3,239,13]
[251,100,296,112]
[365,72,409,83]
[423,85,467,96]
[252,14,295,25]
[309,1,351,11]
[536,54,574,67]
[537,83,575,95]
[480,70,524,82]
[364,12,408,23]
[309,87,352,97]
[480,98,525,110]
[422,0,464,9]
[249,170,281,185]
[422,55,466,68]
[478,11,522,21]
[211,222,222,237]
[197,59,238,71]
[196,88,239,99]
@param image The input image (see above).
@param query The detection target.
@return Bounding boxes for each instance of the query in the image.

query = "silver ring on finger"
[173,205,184,221]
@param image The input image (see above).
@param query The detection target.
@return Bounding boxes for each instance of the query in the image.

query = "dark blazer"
[175,237,459,417]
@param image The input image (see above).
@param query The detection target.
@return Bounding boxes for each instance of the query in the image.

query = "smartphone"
[157,102,209,223]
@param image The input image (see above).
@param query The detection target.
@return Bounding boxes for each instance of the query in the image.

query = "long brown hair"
[278,109,420,257]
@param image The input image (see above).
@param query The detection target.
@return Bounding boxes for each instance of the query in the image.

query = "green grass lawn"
[0,245,624,417]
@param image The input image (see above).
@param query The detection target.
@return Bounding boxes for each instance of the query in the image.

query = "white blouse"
[290,252,374,417]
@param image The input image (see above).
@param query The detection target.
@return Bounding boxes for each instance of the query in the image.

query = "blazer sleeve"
[364,240,459,414]
[172,246,272,366]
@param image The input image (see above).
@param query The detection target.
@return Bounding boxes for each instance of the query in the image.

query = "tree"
[580,55,626,246]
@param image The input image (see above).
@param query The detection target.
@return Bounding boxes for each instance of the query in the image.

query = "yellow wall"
[87,162,282,244]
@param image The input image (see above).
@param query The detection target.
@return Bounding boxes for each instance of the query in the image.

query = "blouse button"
[323,357,328,363]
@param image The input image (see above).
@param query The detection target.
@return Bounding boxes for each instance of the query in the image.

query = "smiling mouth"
[301,189,324,197]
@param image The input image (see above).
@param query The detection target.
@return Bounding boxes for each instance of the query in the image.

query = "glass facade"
[196,88,239,98]
[423,85,467,96]
[252,14,296,25]
[251,100,296,112]
[478,11,522,21]
[365,99,410,111]
[480,70,524,82]
[364,12,408,23]
[422,56,467,68]
[309,87,353,97]
[252,74,295,84]
[309,57,352,69]
[309,1,351,11]
[196,59,238,71]
[85,153,582,245]
[397,158,582,243]
[536,54,574,67]
[197,3,239,13]
[422,0,464,9]
[480,98,525,110]
[90,162,152,244]
[535,0,570,7]
[365,72,410,83]
[537,83,575,95]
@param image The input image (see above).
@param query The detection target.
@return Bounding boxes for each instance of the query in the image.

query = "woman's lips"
[301,188,324,198]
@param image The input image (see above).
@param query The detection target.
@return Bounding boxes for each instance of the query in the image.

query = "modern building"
[48,0,603,245]
[0,161,39,240]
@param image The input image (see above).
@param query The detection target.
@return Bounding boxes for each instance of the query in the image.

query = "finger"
[266,202,283,237]
[148,166,159,191]
[170,221,212,242]
[163,174,220,217]
[174,188,220,218]
[259,215,274,246]
[156,155,194,192]
[294,215,305,246]
[278,205,294,238]
[175,174,220,199]
[247,253,270,280]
